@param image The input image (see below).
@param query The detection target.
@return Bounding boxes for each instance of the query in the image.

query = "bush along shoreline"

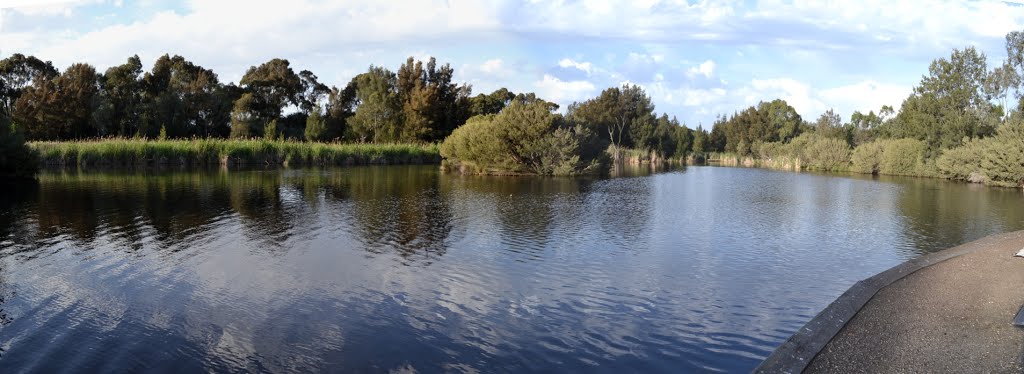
[31,139,440,168]
[701,120,1024,189]
[440,100,608,176]
[0,115,38,178]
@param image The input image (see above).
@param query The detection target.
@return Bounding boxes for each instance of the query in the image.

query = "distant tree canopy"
[0,54,482,143]
[0,53,58,118]
[567,84,693,159]
[885,47,999,158]
[8,27,1024,181]
[707,99,805,156]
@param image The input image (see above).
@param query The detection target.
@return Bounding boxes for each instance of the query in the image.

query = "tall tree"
[397,57,433,142]
[0,54,58,117]
[93,55,143,137]
[347,66,401,142]
[985,62,1019,120]
[1004,31,1024,99]
[707,99,804,155]
[469,88,515,116]
[323,83,357,140]
[892,46,997,158]
[568,84,654,152]
[759,99,804,142]
[140,54,232,138]
[304,105,328,141]
[230,93,261,138]
[298,70,330,114]
[395,57,472,142]
[239,58,302,121]
[692,125,709,154]
[814,109,845,138]
[14,63,99,140]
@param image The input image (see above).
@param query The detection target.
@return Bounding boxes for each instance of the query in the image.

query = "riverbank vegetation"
[440,100,605,175]
[691,30,1024,188]
[0,114,37,178]
[4,30,1024,183]
[31,139,439,167]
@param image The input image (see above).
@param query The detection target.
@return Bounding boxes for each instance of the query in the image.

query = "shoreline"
[29,139,441,168]
[701,155,1024,189]
[755,230,1024,373]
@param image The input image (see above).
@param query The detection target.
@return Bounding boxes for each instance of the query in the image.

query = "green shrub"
[440,101,605,175]
[263,120,278,141]
[305,108,327,142]
[0,116,39,178]
[940,122,1024,187]
[850,141,884,174]
[802,136,850,171]
[850,138,929,176]
[879,138,927,176]
[938,138,991,183]
[980,125,1024,187]
[756,141,786,160]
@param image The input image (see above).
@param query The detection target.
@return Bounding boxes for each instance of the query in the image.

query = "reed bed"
[31,138,441,167]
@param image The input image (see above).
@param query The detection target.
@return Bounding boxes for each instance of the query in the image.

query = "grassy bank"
[31,139,441,168]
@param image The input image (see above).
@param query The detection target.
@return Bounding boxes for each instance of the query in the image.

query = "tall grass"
[31,138,441,168]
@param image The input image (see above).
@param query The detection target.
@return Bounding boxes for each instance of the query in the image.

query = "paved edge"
[752,231,1024,374]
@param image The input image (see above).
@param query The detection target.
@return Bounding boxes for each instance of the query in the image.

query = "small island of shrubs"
[440,100,606,176]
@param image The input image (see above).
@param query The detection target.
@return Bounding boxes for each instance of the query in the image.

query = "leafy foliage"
[304,106,328,142]
[887,47,998,158]
[0,114,37,178]
[440,101,605,175]
[14,63,100,140]
[938,120,1024,187]
[706,99,804,155]
[568,84,655,151]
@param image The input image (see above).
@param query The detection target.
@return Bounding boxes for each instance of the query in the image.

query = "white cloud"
[626,52,663,65]
[819,80,910,113]
[682,88,728,107]
[3,0,505,76]
[558,58,594,75]
[687,60,716,78]
[533,74,596,105]
[479,58,504,74]
[670,77,909,125]
[743,78,824,115]
[0,0,1015,126]
[0,0,98,16]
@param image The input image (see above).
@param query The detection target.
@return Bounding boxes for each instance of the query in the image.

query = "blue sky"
[2,0,1024,127]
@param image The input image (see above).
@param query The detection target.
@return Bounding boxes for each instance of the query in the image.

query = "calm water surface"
[0,165,1022,372]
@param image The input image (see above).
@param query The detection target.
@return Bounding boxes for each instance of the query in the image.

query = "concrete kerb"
[753,231,1023,374]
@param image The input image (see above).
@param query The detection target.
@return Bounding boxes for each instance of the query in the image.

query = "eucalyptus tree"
[347,66,401,142]
[469,88,516,116]
[396,56,472,142]
[298,70,330,115]
[141,54,232,138]
[93,55,143,136]
[13,63,100,140]
[568,84,654,153]
[892,46,997,158]
[239,58,303,121]
[230,93,261,138]
[0,54,58,117]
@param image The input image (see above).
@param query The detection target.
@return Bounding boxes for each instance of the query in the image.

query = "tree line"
[5,29,1024,183]
[682,30,1024,187]
[0,54,562,144]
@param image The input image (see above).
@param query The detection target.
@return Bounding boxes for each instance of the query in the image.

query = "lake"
[0,165,1021,372]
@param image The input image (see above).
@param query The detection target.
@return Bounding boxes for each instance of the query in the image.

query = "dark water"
[0,165,1022,373]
